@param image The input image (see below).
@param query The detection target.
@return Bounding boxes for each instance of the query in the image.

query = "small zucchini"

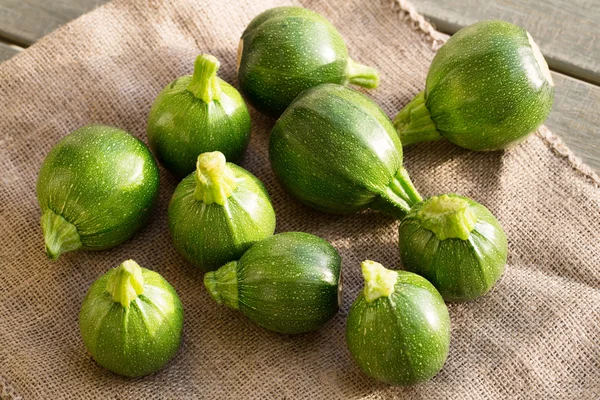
[269,84,421,219]
[79,260,184,377]
[37,125,160,260]
[346,261,451,385]
[238,6,379,117]
[168,151,276,272]
[148,54,251,177]
[394,20,554,151]
[204,232,342,334]
[399,194,507,302]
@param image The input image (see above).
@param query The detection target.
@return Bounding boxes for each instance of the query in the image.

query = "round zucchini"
[168,151,276,272]
[399,194,507,302]
[148,54,251,177]
[79,260,184,377]
[346,260,451,385]
[394,20,554,151]
[37,125,160,260]
[269,84,422,219]
[238,6,379,117]
[204,232,342,334]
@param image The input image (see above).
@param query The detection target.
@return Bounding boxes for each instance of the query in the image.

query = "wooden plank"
[546,72,600,171]
[413,0,600,85]
[0,41,21,62]
[0,0,596,171]
[0,0,109,47]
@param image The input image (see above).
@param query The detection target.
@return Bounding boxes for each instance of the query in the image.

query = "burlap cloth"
[1,0,599,398]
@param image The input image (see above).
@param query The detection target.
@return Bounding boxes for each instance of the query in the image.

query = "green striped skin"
[238,7,379,117]
[346,265,450,386]
[79,263,184,378]
[395,20,554,151]
[147,75,251,178]
[269,84,422,219]
[399,194,508,302]
[168,163,276,272]
[205,232,342,334]
[36,125,159,259]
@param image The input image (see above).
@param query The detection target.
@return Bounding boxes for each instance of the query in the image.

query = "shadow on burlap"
[0,0,599,398]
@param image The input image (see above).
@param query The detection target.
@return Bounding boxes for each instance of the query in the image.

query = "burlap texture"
[1,0,599,398]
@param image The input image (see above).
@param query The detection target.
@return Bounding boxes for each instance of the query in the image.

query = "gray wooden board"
[0,41,21,62]
[547,72,600,172]
[0,0,597,171]
[413,0,600,85]
[0,0,108,47]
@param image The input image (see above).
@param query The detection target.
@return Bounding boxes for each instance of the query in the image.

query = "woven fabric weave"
[0,0,599,398]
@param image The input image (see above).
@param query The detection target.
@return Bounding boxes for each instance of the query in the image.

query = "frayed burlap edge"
[536,126,600,187]
[391,0,600,188]
[0,377,21,400]
[391,0,447,50]
[1,1,597,398]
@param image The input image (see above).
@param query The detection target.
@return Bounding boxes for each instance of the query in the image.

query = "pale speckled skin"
[424,20,554,150]
[270,84,418,218]
[36,125,160,250]
[147,76,251,178]
[232,232,341,334]
[399,194,508,302]
[79,267,184,378]
[238,7,351,117]
[168,163,276,272]
[346,270,450,386]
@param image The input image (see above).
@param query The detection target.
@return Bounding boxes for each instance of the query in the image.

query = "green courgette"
[148,54,251,177]
[346,261,450,385]
[204,232,341,334]
[238,6,379,117]
[399,194,507,302]
[168,151,276,272]
[269,84,421,219]
[37,125,160,260]
[394,20,554,150]
[79,260,184,377]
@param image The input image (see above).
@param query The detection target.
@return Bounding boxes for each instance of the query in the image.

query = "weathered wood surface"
[1,0,598,85]
[0,0,598,171]
[413,0,600,86]
[0,0,107,47]
[547,72,600,171]
[0,41,21,62]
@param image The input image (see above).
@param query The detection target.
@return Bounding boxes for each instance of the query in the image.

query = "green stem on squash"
[105,260,145,308]
[345,58,380,89]
[193,152,238,205]
[416,194,477,240]
[187,54,222,103]
[361,260,398,303]
[393,91,443,146]
[371,167,423,220]
[204,261,239,310]
[41,209,82,260]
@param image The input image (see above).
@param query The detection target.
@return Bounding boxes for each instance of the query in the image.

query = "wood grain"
[0,0,597,171]
[413,0,600,85]
[547,72,600,171]
[0,0,107,47]
[0,41,21,62]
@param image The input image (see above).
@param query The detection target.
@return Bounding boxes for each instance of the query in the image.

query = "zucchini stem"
[187,54,222,103]
[193,152,238,205]
[41,209,82,260]
[361,260,398,303]
[106,260,145,308]
[204,261,239,310]
[393,91,442,146]
[416,194,477,240]
[371,167,422,220]
[345,58,380,89]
